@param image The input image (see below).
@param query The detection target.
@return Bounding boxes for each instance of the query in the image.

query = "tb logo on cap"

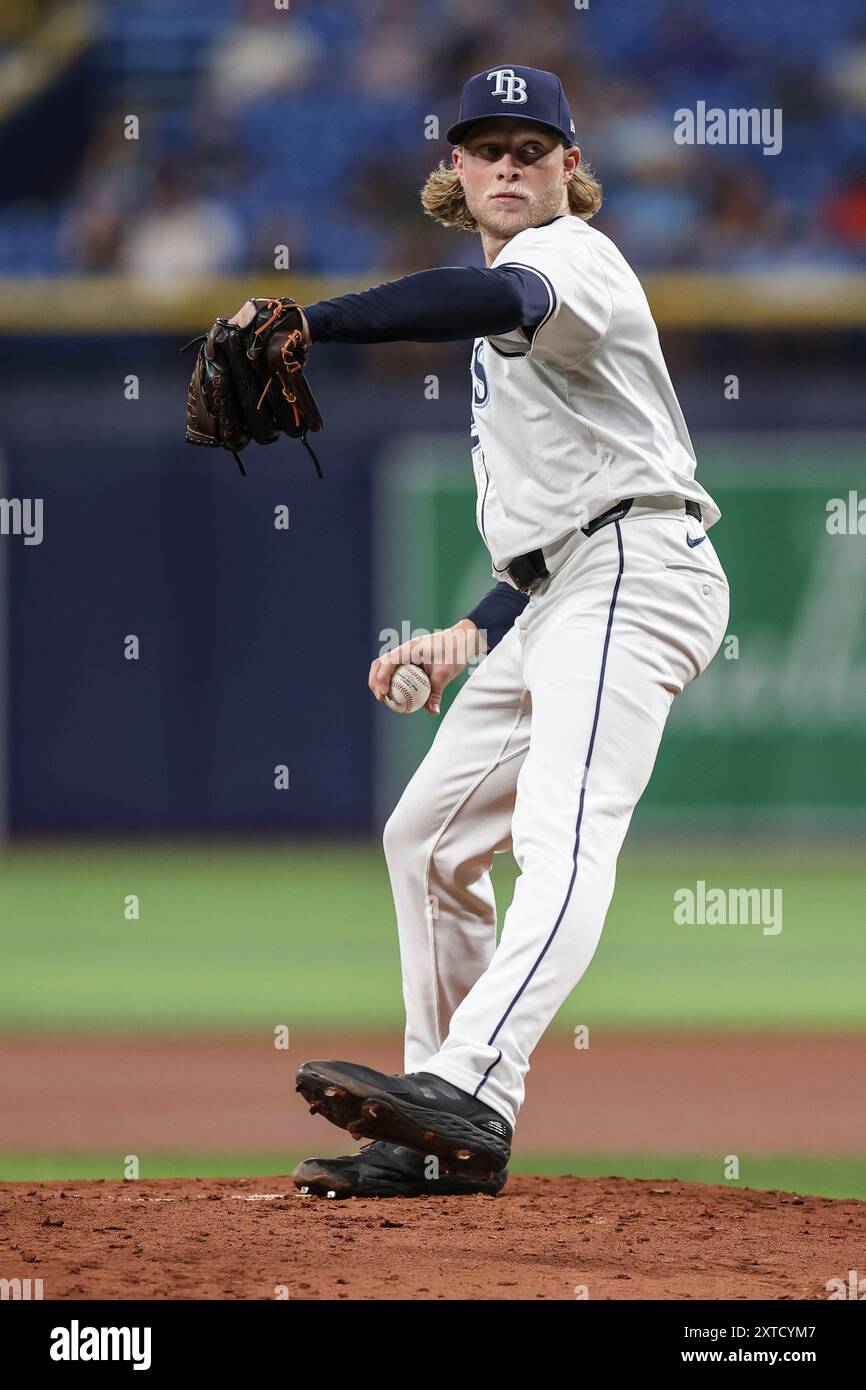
[487,68,528,105]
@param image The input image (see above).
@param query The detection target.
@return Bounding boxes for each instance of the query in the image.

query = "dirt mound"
[1,1175,860,1300]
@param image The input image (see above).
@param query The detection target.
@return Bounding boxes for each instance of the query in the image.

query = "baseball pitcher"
[197,65,731,1199]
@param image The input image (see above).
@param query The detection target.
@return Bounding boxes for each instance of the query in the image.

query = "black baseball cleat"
[293,1140,508,1199]
[295,1059,512,1177]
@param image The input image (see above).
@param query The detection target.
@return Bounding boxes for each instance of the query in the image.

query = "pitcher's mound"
[1,1174,859,1300]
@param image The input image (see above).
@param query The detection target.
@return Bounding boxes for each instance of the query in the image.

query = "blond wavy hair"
[420,153,603,231]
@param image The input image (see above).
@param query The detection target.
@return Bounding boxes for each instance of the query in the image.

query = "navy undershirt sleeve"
[304,265,550,344]
[464,582,529,651]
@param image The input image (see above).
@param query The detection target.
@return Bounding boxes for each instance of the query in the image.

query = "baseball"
[384,663,431,714]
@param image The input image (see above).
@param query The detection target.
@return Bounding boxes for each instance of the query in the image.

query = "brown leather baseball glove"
[184,296,324,476]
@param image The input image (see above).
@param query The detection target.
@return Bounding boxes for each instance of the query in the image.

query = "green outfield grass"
[0,841,863,1033]
[0,1151,863,1200]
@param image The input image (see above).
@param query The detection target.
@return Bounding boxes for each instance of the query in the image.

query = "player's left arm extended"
[300,265,550,344]
[190,267,548,473]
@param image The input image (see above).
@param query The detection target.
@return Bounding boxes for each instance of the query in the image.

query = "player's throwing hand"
[369,620,483,716]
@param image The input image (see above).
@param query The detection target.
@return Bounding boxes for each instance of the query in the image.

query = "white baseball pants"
[382,503,730,1131]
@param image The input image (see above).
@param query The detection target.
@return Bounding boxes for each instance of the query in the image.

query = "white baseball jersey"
[469,214,720,576]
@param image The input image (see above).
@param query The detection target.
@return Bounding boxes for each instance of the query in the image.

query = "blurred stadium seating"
[1,0,866,282]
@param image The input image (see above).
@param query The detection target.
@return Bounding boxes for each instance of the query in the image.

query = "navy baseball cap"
[447,65,576,147]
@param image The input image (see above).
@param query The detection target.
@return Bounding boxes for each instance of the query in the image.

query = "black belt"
[506,498,703,594]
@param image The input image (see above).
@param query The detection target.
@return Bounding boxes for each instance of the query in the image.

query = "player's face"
[454,120,579,239]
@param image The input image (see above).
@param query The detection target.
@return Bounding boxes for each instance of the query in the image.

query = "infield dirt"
[1,1174,862,1300]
